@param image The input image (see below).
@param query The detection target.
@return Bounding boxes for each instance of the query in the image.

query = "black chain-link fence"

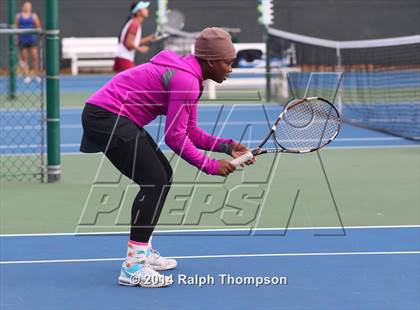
[0,29,45,182]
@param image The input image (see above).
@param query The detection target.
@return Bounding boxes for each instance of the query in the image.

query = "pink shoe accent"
[128,240,149,247]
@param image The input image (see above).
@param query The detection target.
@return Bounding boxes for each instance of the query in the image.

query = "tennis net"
[267,27,420,141]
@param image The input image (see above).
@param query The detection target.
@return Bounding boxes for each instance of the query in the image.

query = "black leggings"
[81,104,173,242]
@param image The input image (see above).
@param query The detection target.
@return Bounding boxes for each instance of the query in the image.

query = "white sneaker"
[118,261,173,288]
[34,76,42,83]
[145,248,177,271]
[23,77,31,84]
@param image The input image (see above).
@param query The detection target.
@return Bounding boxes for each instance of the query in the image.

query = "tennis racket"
[230,97,341,166]
[154,9,185,42]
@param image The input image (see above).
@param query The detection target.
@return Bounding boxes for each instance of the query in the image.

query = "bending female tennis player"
[80,28,253,287]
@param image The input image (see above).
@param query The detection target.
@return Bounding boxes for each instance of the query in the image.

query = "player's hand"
[137,45,150,53]
[216,159,236,176]
[231,143,256,167]
[149,33,158,42]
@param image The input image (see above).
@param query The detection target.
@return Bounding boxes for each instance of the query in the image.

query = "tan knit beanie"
[194,27,236,61]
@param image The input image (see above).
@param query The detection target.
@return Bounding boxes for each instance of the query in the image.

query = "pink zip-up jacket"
[86,50,234,175]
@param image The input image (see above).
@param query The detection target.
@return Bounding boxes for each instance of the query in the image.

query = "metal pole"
[336,47,343,114]
[156,0,168,51]
[39,33,46,182]
[265,26,271,102]
[45,0,61,182]
[7,0,16,99]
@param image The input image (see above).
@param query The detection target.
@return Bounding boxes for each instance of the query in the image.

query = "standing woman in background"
[16,1,42,83]
[113,1,156,73]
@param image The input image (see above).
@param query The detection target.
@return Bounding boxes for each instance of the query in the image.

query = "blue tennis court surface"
[1,226,419,309]
[1,104,418,155]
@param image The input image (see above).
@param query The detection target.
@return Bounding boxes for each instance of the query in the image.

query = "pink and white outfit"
[113,19,142,72]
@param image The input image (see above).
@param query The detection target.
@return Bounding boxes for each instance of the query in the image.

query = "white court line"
[2,144,418,158]
[1,136,416,149]
[4,105,266,113]
[1,225,419,238]
[1,251,419,265]
[2,121,274,130]
[327,144,419,149]
[59,104,278,113]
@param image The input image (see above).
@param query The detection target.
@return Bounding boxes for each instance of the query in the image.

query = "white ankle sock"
[126,240,150,265]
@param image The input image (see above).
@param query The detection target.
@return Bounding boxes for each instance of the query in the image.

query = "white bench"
[233,43,266,54]
[62,37,118,75]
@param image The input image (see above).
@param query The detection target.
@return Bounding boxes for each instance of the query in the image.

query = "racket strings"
[163,11,185,31]
[275,99,340,151]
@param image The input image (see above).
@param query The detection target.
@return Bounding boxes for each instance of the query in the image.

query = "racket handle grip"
[230,151,253,167]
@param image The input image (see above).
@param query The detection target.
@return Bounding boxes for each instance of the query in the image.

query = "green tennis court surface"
[1,147,418,235]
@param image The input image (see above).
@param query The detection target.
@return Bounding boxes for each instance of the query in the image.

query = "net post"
[265,26,272,102]
[157,0,168,30]
[335,47,343,114]
[7,0,16,100]
[45,0,61,182]
[156,0,168,50]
